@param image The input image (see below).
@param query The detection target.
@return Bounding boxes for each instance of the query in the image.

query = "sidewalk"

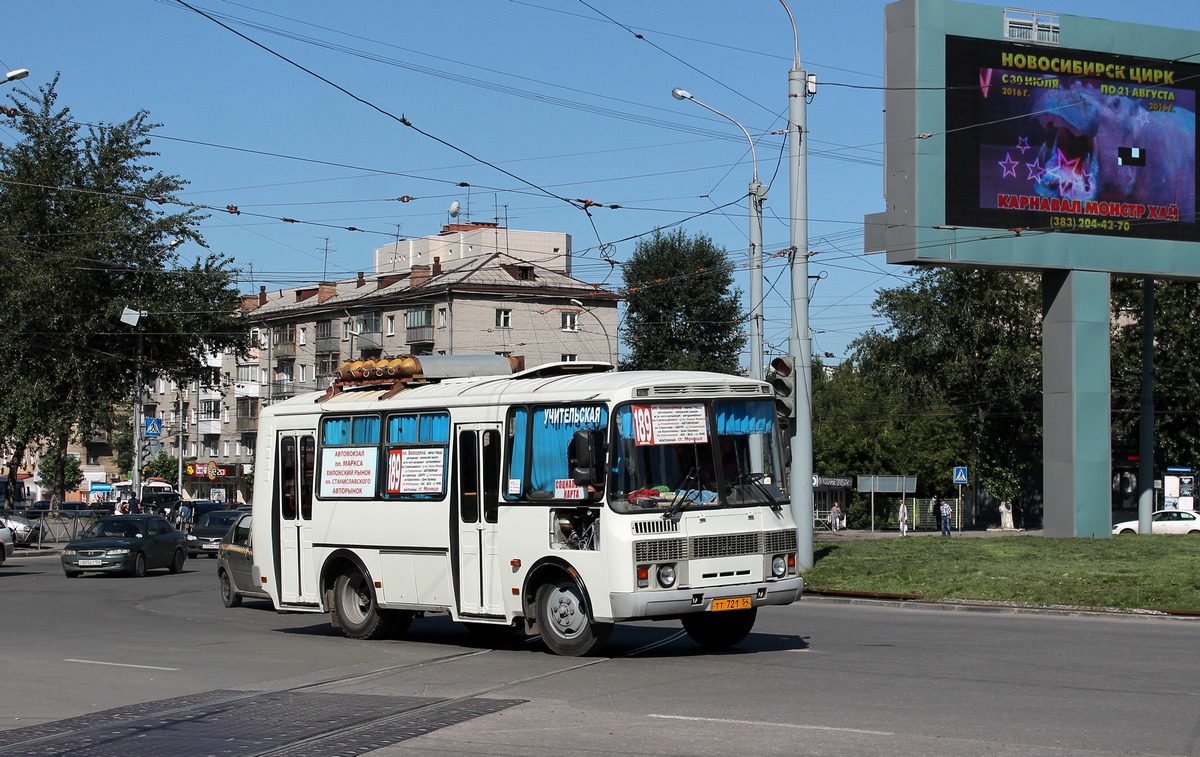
[816,526,1041,540]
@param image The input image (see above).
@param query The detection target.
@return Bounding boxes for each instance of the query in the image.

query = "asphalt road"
[0,551,1197,756]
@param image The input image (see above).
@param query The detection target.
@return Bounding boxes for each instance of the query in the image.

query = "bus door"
[276,432,318,605]
[455,424,503,616]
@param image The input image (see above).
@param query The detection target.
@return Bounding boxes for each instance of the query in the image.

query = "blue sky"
[3,1,1196,366]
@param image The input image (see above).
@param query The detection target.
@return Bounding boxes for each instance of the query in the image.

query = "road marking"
[64,659,179,671]
[648,713,893,736]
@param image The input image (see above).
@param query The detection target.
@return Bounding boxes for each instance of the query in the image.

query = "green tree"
[35,444,83,505]
[619,229,745,374]
[0,76,253,501]
[849,268,1042,516]
[143,452,180,486]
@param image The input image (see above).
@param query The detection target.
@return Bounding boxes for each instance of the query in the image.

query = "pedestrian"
[830,501,843,532]
[939,498,953,536]
[898,498,909,536]
[127,494,141,515]
[179,501,192,532]
[115,499,127,515]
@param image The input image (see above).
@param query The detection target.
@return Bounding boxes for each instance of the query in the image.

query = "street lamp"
[671,87,766,384]
[4,69,29,85]
[570,298,614,364]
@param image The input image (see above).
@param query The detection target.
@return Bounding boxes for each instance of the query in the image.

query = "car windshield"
[609,399,787,515]
[200,512,240,528]
[87,519,142,539]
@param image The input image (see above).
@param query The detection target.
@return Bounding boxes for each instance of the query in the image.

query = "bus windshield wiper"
[735,472,783,512]
[664,466,699,519]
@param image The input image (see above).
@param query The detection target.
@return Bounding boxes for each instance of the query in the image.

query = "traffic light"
[769,356,796,419]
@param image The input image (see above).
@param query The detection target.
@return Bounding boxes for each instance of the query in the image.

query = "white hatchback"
[1112,509,1200,535]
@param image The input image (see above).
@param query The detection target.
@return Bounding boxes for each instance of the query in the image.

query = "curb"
[801,591,1200,621]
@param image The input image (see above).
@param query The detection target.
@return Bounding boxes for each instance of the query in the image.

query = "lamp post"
[671,87,766,384]
[4,69,29,85]
[781,0,817,569]
[121,307,148,502]
[569,298,614,364]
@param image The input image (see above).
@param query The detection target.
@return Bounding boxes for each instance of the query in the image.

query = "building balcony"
[406,325,435,345]
[270,381,298,399]
[197,418,222,435]
[235,415,259,433]
[315,336,340,353]
[273,341,297,359]
[234,381,260,398]
[356,331,383,351]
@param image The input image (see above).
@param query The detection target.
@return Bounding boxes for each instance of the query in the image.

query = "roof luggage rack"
[317,354,525,401]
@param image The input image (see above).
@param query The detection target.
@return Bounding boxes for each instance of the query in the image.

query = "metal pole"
[176,391,184,495]
[749,178,765,383]
[1138,278,1154,534]
[788,56,815,569]
[132,332,143,502]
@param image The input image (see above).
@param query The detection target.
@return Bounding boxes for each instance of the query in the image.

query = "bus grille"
[634,538,687,562]
[764,529,797,552]
[632,519,679,535]
[635,531,789,562]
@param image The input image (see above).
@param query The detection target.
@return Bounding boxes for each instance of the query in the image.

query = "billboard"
[945,37,1198,243]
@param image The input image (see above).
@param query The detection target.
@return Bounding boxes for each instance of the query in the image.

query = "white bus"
[251,355,802,656]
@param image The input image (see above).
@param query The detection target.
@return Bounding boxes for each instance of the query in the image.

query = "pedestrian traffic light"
[769,356,796,419]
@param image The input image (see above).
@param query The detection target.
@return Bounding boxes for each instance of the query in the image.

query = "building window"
[298,326,307,346]
[406,309,433,328]
[359,311,381,334]
[561,312,578,332]
[342,319,352,341]
[317,353,339,383]
[236,364,257,383]
[437,307,448,328]
[199,400,221,421]
[386,315,396,336]
[561,353,578,362]
[316,319,333,339]
[298,364,307,384]
[223,440,230,457]
[273,324,295,345]
[496,309,512,329]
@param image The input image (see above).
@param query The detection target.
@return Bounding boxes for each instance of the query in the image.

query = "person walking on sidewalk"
[898,499,909,536]
[830,502,843,532]
[939,498,953,536]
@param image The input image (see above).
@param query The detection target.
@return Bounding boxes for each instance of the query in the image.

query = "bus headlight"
[771,555,787,578]
[656,563,677,589]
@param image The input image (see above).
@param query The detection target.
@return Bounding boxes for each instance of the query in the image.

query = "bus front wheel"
[333,570,393,640]
[535,579,611,657]
[681,608,757,650]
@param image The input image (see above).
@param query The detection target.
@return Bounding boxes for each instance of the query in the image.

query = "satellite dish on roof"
[448,201,460,218]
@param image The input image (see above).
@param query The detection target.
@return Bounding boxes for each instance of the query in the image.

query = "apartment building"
[122,223,619,504]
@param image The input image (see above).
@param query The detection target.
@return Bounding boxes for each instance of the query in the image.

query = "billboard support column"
[1043,270,1112,537]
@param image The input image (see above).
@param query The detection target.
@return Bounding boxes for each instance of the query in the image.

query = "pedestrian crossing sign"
[953,466,968,485]
[144,417,163,438]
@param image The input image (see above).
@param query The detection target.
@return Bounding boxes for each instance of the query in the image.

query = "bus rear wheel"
[333,570,393,640]
[536,579,611,657]
[681,608,757,650]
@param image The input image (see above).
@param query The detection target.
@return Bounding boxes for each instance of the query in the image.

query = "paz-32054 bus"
[251,355,802,656]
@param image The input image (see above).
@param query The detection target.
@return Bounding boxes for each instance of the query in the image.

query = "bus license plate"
[711,596,752,612]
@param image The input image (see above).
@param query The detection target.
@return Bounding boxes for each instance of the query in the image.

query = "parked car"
[0,523,13,565]
[217,513,269,607]
[60,515,187,577]
[186,510,243,558]
[165,499,227,525]
[0,514,38,545]
[142,491,182,515]
[26,500,90,518]
[1111,509,1200,535]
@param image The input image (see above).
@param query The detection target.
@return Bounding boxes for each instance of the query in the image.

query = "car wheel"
[169,549,185,574]
[64,570,81,578]
[332,569,394,640]
[131,552,146,578]
[219,569,242,608]
[535,578,611,657]
[1120,528,1136,535]
[681,608,758,650]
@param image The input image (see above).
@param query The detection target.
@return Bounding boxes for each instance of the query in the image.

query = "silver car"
[0,523,14,565]
[217,513,269,607]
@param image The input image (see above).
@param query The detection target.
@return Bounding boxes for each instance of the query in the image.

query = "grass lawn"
[802,534,1200,613]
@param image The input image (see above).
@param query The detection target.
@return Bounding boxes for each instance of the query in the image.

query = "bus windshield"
[609,399,786,514]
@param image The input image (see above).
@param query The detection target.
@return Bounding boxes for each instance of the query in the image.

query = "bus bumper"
[608,576,803,621]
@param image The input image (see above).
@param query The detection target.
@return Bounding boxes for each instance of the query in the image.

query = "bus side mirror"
[571,429,607,487]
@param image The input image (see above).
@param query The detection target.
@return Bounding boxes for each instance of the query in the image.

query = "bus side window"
[459,430,479,523]
[483,430,500,523]
[300,436,315,518]
[279,436,297,519]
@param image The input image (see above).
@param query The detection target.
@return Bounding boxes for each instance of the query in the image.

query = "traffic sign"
[953,466,969,485]
[144,417,163,438]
